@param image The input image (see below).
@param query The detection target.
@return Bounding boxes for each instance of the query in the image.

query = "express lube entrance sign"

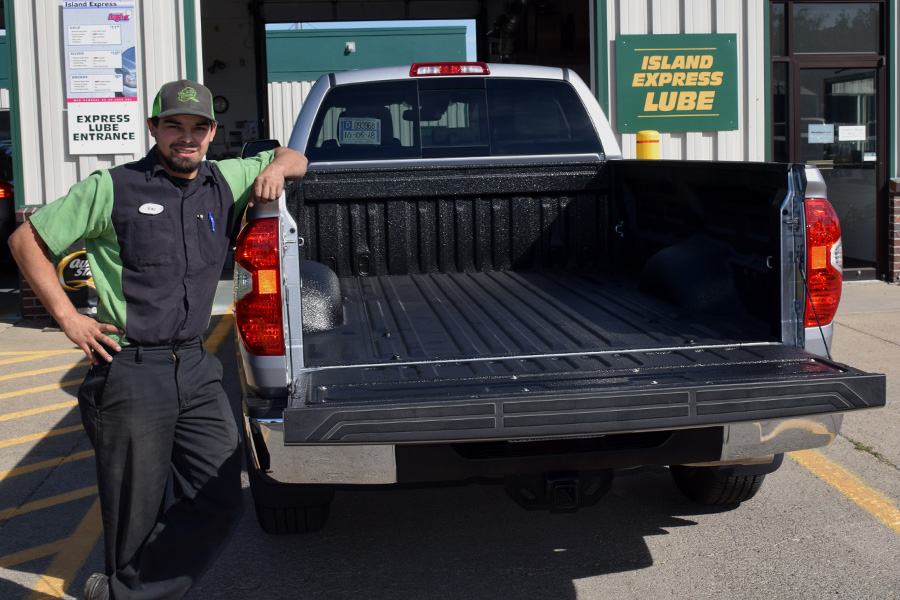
[616,34,738,133]
[63,1,141,155]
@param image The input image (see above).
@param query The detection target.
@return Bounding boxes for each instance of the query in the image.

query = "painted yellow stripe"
[0,400,78,423]
[0,350,83,366]
[0,424,84,449]
[27,498,104,599]
[0,361,90,382]
[205,312,234,354]
[790,450,900,535]
[0,350,82,356]
[634,47,717,51]
[0,486,97,521]
[0,450,94,480]
[0,540,60,569]
[0,312,235,598]
[0,379,82,401]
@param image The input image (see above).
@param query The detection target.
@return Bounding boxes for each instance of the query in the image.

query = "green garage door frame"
[3,0,21,210]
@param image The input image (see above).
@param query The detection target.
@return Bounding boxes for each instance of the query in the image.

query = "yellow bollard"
[636,130,660,160]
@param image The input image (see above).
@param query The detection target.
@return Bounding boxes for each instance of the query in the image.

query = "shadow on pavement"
[188,466,736,600]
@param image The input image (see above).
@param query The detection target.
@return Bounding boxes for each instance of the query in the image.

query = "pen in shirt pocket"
[208,212,215,232]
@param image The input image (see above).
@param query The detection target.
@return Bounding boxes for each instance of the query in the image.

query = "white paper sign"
[64,2,137,103]
[68,101,141,155]
[838,125,866,142]
[808,123,834,144]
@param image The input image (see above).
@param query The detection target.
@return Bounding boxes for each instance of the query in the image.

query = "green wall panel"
[267,27,467,82]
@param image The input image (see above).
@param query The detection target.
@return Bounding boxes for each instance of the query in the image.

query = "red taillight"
[234,218,284,356]
[804,197,842,328]
[0,182,13,200]
[410,62,491,77]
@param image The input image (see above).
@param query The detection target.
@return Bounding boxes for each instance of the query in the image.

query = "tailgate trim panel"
[283,346,885,444]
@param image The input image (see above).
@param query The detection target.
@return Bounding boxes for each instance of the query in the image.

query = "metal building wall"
[605,0,766,161]
[10,0,202,207]
[268,80,316,146]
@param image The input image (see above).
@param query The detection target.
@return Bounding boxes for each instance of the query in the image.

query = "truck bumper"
[245,413,844,485]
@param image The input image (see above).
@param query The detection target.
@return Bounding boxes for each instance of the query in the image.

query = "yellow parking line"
[0,350,82,356]
[0,315,236,598]
[27,498,104,600]
[0,424,84,449]
[0,450,94,480]
[0,379,82,401]
[0,540,60,569]
[790,449,900,535]
[205,312,234,354]
[0,400,78,423]
[0,361,90,382]
[0,350,83,366]
[0,486,98,521]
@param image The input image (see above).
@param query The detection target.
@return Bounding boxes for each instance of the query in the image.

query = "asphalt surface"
[0,273,898,599]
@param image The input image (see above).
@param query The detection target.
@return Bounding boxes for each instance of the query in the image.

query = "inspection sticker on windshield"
[339,117,381,145]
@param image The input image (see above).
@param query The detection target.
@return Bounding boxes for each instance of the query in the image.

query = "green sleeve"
[28,170,115,259]
[213,150,276,210]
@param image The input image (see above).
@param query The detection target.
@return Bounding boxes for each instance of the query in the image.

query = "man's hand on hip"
[58,312,123,365]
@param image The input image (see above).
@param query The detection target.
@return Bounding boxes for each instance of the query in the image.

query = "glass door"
[797,65,882,276]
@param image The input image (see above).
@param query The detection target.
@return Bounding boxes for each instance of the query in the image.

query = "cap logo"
[177,87,200,103]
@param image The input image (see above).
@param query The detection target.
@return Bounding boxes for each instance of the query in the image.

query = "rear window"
[304,78,603,162]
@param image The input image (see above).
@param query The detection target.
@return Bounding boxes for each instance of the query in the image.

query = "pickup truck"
[233,62,886,534]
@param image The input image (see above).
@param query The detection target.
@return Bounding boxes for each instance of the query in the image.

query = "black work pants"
[77,337,242,600]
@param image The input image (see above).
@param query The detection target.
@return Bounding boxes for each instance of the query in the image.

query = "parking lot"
[0,273,898,599]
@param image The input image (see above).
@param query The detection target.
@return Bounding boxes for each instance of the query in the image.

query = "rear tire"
[670,465,766,505]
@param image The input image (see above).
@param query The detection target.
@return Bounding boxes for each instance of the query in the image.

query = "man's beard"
[161,147,202,174]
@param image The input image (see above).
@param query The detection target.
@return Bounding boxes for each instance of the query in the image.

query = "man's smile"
[173,146,199,156]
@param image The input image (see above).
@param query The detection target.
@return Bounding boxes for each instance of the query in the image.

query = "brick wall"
[891,180,900,284]
[14,206,51,318]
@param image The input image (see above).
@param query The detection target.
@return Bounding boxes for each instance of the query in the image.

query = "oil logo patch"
[57,250,96,291]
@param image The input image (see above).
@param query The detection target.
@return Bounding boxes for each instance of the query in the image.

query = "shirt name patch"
[138,203,164,215]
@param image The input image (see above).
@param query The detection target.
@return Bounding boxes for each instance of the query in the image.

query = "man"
[7,79,307,599]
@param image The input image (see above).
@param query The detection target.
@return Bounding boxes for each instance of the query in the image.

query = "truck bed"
[304,269,772,367]
[286,269,883,445]
[277,160,884,444]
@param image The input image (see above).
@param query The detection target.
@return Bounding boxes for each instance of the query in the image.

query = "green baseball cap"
[151,79,216,121]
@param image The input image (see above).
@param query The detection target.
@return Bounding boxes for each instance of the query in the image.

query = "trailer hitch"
[504,470,613,513]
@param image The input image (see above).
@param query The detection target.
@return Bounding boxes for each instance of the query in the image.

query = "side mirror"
[240,139,280,158]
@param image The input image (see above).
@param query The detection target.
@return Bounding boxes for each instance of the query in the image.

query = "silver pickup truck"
[233,62,885,534]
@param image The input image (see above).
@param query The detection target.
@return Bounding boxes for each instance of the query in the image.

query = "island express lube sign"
[615,34,738,133]
[63,1,141,155]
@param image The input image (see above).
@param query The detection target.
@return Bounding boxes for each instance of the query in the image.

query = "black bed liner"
[303,269,772,367]
[286,270,885,444]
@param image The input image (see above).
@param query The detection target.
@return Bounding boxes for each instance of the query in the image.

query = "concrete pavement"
[831,280,900,472]
[0,277,898,600]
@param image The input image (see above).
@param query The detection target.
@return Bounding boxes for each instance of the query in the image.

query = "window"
[793,3,881,54]
[771,3,786,56]
[304,78,603,162]
[307,81,420,162]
